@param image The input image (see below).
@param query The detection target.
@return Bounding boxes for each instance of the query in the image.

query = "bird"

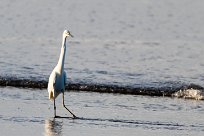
[47,30,76,118]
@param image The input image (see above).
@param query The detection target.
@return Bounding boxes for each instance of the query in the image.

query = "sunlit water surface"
[1,0,204,135]
[0,87,204,136]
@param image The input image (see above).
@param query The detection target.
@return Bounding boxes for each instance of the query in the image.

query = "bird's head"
[63,30,74,38]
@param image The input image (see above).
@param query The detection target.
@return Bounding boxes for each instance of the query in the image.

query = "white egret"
[48,30,76,118]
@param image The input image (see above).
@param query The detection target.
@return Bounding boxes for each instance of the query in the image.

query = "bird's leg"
[54,98,57,118]
[62,92,77,118]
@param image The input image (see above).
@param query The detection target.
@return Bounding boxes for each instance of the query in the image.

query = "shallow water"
[0,87,204,136]
[1,1,204,134]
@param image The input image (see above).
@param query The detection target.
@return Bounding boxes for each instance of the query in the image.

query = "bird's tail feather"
[49,91,54,100]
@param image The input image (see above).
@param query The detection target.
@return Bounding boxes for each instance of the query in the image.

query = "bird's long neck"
[57,36,67,74]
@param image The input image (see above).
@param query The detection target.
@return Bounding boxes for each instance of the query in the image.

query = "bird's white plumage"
[48,67,66,99]
[48,30,72,100]
[47,30,76,118]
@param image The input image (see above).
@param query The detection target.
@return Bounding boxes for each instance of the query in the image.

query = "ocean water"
[1,0,204,135]
[1,0,204,98]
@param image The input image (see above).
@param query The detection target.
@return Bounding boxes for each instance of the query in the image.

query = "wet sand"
[0,87,204,136]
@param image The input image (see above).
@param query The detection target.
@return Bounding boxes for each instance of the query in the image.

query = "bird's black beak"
[70,33,74,38]
[68,31,74,38]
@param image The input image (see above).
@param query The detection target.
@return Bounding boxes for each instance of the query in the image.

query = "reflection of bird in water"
[47,30,76,118]
[44,119,63,136]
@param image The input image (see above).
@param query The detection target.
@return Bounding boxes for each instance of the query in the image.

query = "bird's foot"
[72,115,78,119]
[54,115,61,118]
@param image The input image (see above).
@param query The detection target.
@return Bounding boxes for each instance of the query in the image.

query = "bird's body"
[48,37,67,100]
[47,30,76,118]
[48,68,66,99]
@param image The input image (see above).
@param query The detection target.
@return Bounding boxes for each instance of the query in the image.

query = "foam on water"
[173,88,204,100]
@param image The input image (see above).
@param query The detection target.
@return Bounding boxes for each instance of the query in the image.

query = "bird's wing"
[49,71,57,87]
[48,70,57,99]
